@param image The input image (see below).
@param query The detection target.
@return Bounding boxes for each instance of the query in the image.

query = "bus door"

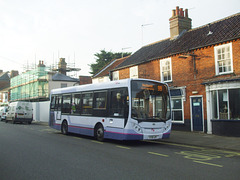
[56,96,62,121]
[107,88,129,128]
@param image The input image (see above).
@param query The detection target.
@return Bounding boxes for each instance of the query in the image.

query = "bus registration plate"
[148,135,159,139]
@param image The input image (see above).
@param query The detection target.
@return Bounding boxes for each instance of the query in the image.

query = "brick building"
[110,7,240,136]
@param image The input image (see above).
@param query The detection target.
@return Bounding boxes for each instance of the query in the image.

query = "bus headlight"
[133,124,143,133]
[165,120,171,130]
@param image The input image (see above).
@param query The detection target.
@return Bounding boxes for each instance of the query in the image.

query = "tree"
[89,50,131,75]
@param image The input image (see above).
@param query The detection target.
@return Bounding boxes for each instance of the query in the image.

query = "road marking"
[73,137,82,140]
[147,140,204,150]
[116,145,131,150]
[40,128,55,132]
[91,140,104,144]
[176,151,221,161]
[193,161,223,168]
[148,152,169,157]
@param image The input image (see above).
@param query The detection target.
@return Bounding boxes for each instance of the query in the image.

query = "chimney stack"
[38,60,46,67]
[58,58,67,75]
[169,6,192,39]
[10,70,19,78]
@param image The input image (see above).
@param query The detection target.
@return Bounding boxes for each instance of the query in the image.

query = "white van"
[6,101,33,124]
[0,106,8,121]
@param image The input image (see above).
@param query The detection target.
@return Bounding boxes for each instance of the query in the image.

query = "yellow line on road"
[193,161,223,168]
[148,152,169,157]
[116,145,131,150]
[73,137,82,140]
[91,140,104,144]
[148,140,204,150]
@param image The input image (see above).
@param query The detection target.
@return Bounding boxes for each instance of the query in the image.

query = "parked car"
[0,106,8,121]
[6,101,33,124]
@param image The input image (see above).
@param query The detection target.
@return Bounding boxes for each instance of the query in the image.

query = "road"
[0,121,240,180]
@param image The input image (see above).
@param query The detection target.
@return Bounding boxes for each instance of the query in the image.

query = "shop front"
[205,79,240,136]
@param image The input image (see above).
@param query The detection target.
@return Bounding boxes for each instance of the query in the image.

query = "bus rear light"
[102,119,104,122]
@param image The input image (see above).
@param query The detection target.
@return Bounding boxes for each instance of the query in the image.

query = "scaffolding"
[10,67,49,101]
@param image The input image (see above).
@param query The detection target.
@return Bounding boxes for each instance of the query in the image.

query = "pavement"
[161,130,240,152]
[33,121,240,152]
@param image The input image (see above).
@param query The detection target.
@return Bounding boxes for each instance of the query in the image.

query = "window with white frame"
[214,43,233,75]
[112,71,119,81]
[160,58,172,82]
[171,98,184,123]
[130,66,138,78]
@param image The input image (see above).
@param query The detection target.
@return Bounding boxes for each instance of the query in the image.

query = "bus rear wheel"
[61,120,68,135]
[95,124,104,141]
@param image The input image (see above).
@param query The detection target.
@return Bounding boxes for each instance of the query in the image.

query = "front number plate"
[148,135,159,139]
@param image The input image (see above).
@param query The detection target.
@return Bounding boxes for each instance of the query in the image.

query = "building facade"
[110,7,240,136]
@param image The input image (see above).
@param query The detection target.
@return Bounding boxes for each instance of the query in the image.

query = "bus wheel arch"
[94,123,104,141]
[61,120,68,135]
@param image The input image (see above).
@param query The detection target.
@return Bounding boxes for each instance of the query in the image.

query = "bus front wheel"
[95,124,104,141]
[61,120,68,135]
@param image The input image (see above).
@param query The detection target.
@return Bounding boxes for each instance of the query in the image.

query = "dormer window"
[214,43,233,75]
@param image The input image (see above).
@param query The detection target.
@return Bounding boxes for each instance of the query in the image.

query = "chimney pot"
[185,9,188,18]
[172,9,176,17]
[176,6,179,16]
[180,8,184,16]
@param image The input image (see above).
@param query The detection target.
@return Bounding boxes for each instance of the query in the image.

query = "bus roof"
[50,78,165,95]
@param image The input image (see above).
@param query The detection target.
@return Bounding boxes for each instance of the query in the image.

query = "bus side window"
[109,88,128,117]
[62,95,71,114]
[72,94,81,114]
[82,93,93,115]
[55,96,62,111]
[93,91,107,109]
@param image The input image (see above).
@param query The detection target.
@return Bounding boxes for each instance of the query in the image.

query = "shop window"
[229,89,240,120]
[211,89,240,120]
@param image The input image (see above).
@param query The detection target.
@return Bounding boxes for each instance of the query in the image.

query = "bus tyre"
[95,124,104,141]
[61,120,68,135]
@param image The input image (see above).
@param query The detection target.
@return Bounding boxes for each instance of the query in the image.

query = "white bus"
[49,78,171,141]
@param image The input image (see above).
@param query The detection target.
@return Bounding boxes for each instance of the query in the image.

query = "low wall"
[211,120,240,137]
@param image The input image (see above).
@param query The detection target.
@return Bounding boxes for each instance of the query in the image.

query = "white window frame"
[130,66,138,79]
[160,58,172,82]
[112,71,119,81]
[171,97,184,123]
[214,43,233,75]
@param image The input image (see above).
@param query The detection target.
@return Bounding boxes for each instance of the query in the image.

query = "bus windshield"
[131,80,171,122]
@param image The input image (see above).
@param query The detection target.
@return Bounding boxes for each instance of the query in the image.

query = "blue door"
[191,97,203,131]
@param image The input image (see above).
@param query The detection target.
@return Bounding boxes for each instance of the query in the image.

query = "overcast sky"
[0,0,239,76]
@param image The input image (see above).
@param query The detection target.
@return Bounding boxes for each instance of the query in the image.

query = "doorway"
[190,96,204,131]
